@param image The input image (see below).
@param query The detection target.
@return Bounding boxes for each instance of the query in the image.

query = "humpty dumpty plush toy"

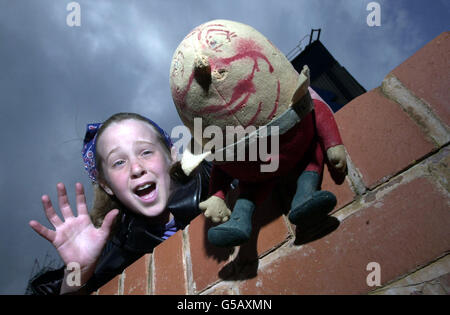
[169,20,347,247]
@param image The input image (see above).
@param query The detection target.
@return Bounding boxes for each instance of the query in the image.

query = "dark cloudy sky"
[0,0,448,294]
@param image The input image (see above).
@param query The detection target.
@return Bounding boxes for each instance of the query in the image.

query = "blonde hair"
[88,112,178,230]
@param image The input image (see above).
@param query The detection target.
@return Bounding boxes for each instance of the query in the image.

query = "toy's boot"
[208,198,255,247]
[288,171,337,229]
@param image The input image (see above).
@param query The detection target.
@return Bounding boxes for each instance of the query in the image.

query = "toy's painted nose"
[194,55,211,91]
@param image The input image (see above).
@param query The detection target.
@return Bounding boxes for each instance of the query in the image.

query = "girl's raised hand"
[29,183,118,277]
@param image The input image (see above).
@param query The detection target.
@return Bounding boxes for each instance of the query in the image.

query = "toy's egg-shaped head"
[170,19,300,146]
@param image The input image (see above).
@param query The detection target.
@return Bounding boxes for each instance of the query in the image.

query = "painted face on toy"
[170,20,300,146]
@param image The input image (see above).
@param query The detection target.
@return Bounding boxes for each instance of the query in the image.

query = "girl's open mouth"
[134,182,157,202]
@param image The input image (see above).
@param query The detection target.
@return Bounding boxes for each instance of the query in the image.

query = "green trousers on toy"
[208,171,337,247]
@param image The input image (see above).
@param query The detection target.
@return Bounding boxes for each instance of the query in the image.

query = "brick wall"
[95,32,450,295]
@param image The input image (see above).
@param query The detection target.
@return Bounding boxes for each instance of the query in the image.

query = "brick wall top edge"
[389,31,450,126]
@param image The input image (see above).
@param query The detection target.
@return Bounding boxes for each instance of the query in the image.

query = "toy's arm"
[208,164,233,198]
[199,165,232,223]
[313,99,347,174]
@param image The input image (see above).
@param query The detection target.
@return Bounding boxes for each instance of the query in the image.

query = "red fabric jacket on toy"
[210,96,343,205]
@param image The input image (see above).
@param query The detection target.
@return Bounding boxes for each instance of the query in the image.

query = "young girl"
[28,113,211,294]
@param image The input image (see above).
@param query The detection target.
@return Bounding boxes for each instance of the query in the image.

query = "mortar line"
[369,252,450,294]
[381,74,450,147]
[182,226,195,294]
[146,253,154,295]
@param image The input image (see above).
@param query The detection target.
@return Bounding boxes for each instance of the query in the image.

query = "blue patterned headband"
[81,117,173,182]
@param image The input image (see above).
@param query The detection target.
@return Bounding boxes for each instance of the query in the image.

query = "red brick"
[188,214,234,293]
[153,230,186,294]
[321,164,355,212]
[217,191,291,282]
[123,254,150,295]
[240,176,450,294]
[335,88,435,189]
[253,191,291,256]
[391,32,450,127]
[97,275,120,295]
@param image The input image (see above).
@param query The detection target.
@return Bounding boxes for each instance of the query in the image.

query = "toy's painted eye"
[203,27,237,52]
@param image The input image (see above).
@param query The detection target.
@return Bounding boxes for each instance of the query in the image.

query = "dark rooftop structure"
[288,29,367,112]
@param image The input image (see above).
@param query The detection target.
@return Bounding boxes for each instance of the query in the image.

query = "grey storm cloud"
[0,0,447,294]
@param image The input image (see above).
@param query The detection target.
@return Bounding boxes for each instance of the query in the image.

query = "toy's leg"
[288,171,337,228]
[208,198,255,247]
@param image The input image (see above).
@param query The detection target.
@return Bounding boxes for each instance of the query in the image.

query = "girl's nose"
[130,160,146,179]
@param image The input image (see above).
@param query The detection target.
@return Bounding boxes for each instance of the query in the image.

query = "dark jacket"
[28,161,211,295]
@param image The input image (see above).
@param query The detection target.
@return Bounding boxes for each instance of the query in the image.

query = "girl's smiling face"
[96,119,175,220]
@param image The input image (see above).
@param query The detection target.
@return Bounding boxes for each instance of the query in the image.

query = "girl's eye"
[142,150,153,156]
[112,160,125,167]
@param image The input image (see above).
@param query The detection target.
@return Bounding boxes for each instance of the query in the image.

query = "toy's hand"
[199,196,231,223]
[327,145,347,174]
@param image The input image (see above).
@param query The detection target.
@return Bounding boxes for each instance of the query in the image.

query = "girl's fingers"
[75,183,89,216]
[41,195,63,228]
[57,183,75,220]
[29,220,56,243]
[99,209,119,235]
